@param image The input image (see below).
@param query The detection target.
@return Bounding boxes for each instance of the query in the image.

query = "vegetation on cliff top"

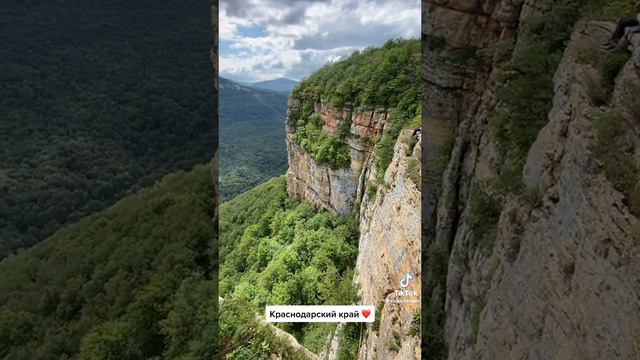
[219,177,360,355]
[0,164,216,359]
[289,39,421,172]
[292,38,420,110]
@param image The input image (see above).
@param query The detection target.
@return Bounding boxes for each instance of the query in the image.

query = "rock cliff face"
[286,94,421,358]
[286,127,359,215]
[424,0,640,359]
[313,101,387,140]
[356,129,422,359]
[286,97,386,214]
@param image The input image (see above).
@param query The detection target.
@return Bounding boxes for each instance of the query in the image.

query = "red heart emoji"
[362,309,371,318]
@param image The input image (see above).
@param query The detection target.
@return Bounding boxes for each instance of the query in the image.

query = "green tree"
[79,321,135,360]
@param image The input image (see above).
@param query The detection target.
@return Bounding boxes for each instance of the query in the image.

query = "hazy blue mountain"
[240,77,298,94]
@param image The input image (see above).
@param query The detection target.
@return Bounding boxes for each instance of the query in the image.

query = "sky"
[219,0,420,82]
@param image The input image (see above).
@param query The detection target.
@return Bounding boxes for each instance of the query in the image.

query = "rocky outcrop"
[312,101,387,139]
[423,0,522,48]
[453,22,640,360]
[286,97,386,215]
[356,130,422,360]
[424,0,640,358]
[321,324,343,360]
[286,126,359,215]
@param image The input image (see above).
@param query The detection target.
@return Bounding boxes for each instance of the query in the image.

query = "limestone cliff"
[356,129,422,359]
[424,0,640,359]
[286,97,386,215]
[286,93,421,358]
[286,130,359,215]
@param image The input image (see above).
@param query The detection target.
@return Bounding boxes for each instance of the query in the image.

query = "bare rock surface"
[473,21,640,360]
[356,130,422,360]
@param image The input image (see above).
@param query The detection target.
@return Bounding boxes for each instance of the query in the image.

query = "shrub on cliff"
[375,108,419,175]
[219,299,309,360]
[491,0,608,182]
[467,185,501,255]
[593,112,640,216]
[294,110,351,169]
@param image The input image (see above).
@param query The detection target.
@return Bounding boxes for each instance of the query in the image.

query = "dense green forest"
[219,78,288,201]
[219,177,361,357]
[0,164,216,359]
[292,39,421,110]
[0,0,215,258]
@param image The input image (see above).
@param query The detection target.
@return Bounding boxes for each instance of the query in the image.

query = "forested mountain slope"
[0,164,216,359]
[0,0,215,258]
[219,177,361,358]
[219,77,288,201]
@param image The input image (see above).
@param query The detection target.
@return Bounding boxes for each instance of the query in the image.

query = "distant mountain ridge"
[239,77,298,94]
[219,77,288,116]
[219,76,289,201]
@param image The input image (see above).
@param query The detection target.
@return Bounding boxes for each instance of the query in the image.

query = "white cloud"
[219,0,420,82]
[326,54,342,63]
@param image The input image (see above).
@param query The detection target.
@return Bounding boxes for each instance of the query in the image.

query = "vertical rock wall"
[356,130,422,359]
[424,0,640,359]
[286,97,386,215]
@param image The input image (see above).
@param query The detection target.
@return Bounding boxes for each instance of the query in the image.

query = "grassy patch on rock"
[593,112,640,215]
